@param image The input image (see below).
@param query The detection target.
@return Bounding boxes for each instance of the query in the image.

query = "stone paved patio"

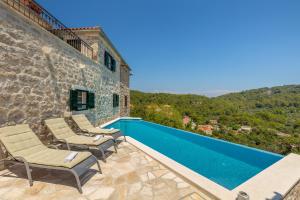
[0,142,213,200]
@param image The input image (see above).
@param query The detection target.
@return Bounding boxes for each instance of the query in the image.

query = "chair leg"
[99,147,106,162]
[113,143,118,153]
[70,169,82,193]
[96,160,102,174]
[24,161,33,186]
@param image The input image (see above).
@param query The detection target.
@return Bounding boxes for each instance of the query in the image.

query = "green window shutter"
[111,58,116,72]
[88,92,95,109]
[70,90,78,111]
[113,94,116,107]
[113,94,119,107]
[104,51,109,67]
[117,95,119,107]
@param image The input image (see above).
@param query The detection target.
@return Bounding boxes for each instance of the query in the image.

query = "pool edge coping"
[100,117,141,128]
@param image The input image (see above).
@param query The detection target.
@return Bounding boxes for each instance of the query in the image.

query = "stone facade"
[72,27,131,118]
[0,1,130,148]
[120,65,131,117]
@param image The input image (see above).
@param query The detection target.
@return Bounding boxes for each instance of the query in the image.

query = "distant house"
[191,122,197,130]
[239,126,252,133]
[209,120,218,125]
[183,116,191,126]
[276,132,290,137]
[198,125,214,135]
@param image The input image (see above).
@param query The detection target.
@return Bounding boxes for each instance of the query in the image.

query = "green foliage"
[130,85,300,155]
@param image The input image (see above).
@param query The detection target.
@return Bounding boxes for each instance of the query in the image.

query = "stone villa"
[0,1,130,137]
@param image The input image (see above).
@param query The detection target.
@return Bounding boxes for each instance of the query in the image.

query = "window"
[124,96,128,107]
[104,51,116,72]
[70,90,95,111]
[88,92,95,109]
[113,94,119,108]
[77,90,87,110]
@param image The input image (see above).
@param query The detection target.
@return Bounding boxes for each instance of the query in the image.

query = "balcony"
[2,0,94,60]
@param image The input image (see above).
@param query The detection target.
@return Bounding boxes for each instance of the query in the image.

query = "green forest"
[130,85,300,155]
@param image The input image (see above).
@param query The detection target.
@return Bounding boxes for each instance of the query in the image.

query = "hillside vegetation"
[130,85,300,155]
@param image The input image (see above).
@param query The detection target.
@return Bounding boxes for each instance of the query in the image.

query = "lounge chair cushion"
[0,124,92,168]
[25,148,92,168]
[66,135,111,146]
[86,127,120,135]
[44,118,75,140]
[72,114,120,135]
[45,118,112,146]
[0,124,45,158]
[72,114,96,130]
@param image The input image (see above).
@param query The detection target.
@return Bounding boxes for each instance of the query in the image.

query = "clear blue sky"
[37,0,300,97]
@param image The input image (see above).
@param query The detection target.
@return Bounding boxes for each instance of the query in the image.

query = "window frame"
[124,95,128,107]
[76,90,88,111]
[113,94,119,108]
[104,51,116,72]
[70,89,95,111]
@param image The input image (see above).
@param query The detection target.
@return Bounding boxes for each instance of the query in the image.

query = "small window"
[70,90,95,111]
[124,96,128,107]
[88,92,95,109]
[77,90,88,110]
[113,94,119,108]
[104,51,110,67]
[111,59,116,72]
[104,51,116,72]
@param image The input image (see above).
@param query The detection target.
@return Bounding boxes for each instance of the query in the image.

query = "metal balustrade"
[2,0,94,59]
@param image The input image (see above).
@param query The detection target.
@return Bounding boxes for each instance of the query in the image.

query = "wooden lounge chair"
[72,114,126,142]
[45,118,117,162]
[0,124,101,193]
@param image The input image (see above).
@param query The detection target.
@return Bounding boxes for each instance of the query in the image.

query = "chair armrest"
[76,129,93,137]
[47,144,59,149]
[14,156,28,163]
[83,133,93,137]
[81,129,89,133]
[54,139,71,150]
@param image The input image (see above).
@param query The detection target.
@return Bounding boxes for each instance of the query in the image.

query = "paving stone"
[128,182,142,195]
[162,172,176,180]
[140,186,153,197]
[152,169,168,178]
[178,182,190,189]
[88,187,115,200]
[147,172,156,180]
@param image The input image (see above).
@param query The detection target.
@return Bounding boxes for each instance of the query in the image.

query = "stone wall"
[0,2,124,140]
[120,64,130,117]
[72,28,131,118]
[120,83,130,117]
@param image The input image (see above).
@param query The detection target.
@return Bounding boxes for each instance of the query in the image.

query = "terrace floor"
[0,142,213,200]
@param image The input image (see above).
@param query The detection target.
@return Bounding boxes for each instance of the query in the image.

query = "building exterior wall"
[0,2,129,138]
[120,66,130,117]
[73,28,131,117]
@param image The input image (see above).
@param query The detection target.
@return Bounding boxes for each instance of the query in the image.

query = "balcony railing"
[2,0,94,59]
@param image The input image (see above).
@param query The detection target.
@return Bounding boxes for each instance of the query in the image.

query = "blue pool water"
[106,119,283,190]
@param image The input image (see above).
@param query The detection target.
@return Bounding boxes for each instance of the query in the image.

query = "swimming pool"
[105,119,283,190]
